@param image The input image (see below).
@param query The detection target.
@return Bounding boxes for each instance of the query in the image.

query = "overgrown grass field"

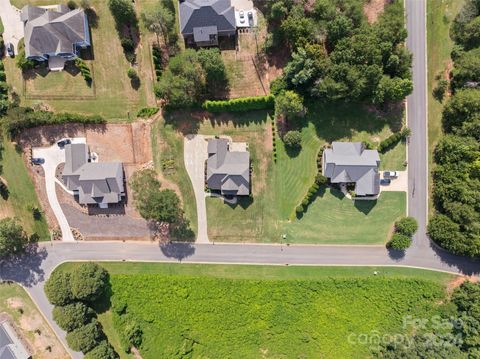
[80,263,454,359]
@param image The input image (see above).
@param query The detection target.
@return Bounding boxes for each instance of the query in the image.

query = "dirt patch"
[447,276,478,293]
[6,297,24,310]
[364,0,386,23]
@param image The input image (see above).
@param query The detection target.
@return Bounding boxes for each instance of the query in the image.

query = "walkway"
[183,135,209,243]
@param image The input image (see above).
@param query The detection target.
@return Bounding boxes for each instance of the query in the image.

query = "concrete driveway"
[380,170,408,192]
[0,0,24,51]
[32,138,86,242]
[184,135,209,243]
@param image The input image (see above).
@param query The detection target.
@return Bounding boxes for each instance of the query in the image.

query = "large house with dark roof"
[62,143,124,208]
[206,138,250,196]
[20,4,90,64]
[179,0,236,47]
[323,142,381,197]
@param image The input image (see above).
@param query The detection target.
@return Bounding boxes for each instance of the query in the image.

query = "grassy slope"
[56,263,454,359]
[284,189,406,244]
[6,0,153,120]
[426,0,464,216]
[0,138,49,240]
[204,102,405,243]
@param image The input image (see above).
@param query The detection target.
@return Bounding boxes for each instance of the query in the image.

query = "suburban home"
[206,138,250,196]
[0,320,30,359]
[323,142,381,197]
[62,143,124,208]
[179,0,257,47]
[20,4,90,69]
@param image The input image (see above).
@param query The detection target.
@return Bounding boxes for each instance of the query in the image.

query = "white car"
[239,10,245,24]
[383,171,398,178]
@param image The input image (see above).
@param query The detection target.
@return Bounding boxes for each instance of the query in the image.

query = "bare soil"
[364,0,387,23]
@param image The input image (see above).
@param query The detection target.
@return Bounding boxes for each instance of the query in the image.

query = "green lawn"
[5,0,155,120]
[55,262,455,359]
[426,0,464,215]
[0,138,50,240]
[201,102,406,243]
[284,188,406,244]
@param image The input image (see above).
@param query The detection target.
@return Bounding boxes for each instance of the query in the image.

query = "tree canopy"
[0,218,30,259]
[70,263,109,303]
[45,270,74,306]
[53,302,96,332]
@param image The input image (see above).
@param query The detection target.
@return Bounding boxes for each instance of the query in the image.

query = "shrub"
[433,79,448,101]
[16,50,35,71]
[394,217,418,237]
[66,319,103,354]
[67,0,77,9]
[202,95,275,112]
[315,174,328,186]
[0,72,5,82]
[70,263,109,303]
[121,38,135,53]
[53,303,95,332]
[362,140,374,150]
[296,205,304,213]
[75,58,92,83]
[127,68,137,79]
[377,129,410,153]
[275,90,305,119]
[387,233,412,250]
[270,76,287,96]
[124,321,143,347]
[45,271,73,306]
[137,107,159,118]
[283,130,302,148]
[84,341,118,359]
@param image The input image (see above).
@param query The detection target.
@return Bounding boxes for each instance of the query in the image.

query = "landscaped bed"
[54,262,455,359]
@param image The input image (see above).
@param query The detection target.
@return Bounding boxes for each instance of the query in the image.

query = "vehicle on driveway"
[6,43,14,57]
[57,139,71,148]
[380,179,391,185]
[239,10,245,24]
[248,11,253,25]
[32,158,45,165]
[383,171,398,178]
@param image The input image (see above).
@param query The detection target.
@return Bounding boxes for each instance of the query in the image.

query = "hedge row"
[0,58,8,116]
[202,95,275,113]
[75,58,92,83]
[295,147,328,215]
[378,127,411,153]
[152,45,163,81]
[137,107,159,118]
[271,117,278,163]
[4,107,105,135]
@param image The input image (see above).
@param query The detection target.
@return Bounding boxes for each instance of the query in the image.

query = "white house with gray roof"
[206,138,250,196]
[20,4,90,66]
[179,0,236,46]
[62,143,124,208]
[0,321,30,359]
[323,142,380,196]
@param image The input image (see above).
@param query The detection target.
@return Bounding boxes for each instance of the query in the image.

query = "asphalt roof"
[179,0,236,36]
[207,139,250,196]
[323,142,380,196]
[62,144,124,205]
[0,321,29,359]
[21,5,88,58]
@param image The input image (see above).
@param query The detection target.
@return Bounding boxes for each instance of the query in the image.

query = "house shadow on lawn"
[225,196,254,210]
[353,199,377,215]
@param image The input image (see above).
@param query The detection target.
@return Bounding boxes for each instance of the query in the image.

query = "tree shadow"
[387,247,406,261]
[92,279,112,315]
[428,239,480,276]
[353,199,377,214]
[130,77,141,90]
[0,244,47,287]
[159,242,196,261]
[0,185,9,200]
[285,145,301,158]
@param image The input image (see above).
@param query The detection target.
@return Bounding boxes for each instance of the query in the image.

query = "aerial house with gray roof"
[0,320,30,359]
[20,4,90,68]
[62,143,124,209]
[323,142,381,197]
[206,138,250,196]
[179,0,236,47]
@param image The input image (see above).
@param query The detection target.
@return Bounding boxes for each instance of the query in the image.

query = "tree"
[428,214,476,257]
[84,341,118,359]
[70,263,109,303]
[197,48,229,96]
[142,189,181,223]
[127,68,137,80]
[275,90,305,119]
[326,15,354,48]
[387,233,412,251]
[394,217,418,237]
[141,3,175,46]
[0,218,30,258]
[53,303,95,332]
[124,321,143,347]
[442,89,480,132]
[283,130,302,148]
[45,270,73,306]
[373,76,413,104]
[66,319,103,354]
[107,0,136,26]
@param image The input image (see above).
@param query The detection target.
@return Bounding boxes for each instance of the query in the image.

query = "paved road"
[405,0,429,254]
[184,135,210,243]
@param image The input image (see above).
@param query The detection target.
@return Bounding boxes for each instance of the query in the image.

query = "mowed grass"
[0,138,49,240]
[57,263,454,359]
[6,0,154,120]
[284,188,406,244]
[202,102,406,243]
[426,0,464,215]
